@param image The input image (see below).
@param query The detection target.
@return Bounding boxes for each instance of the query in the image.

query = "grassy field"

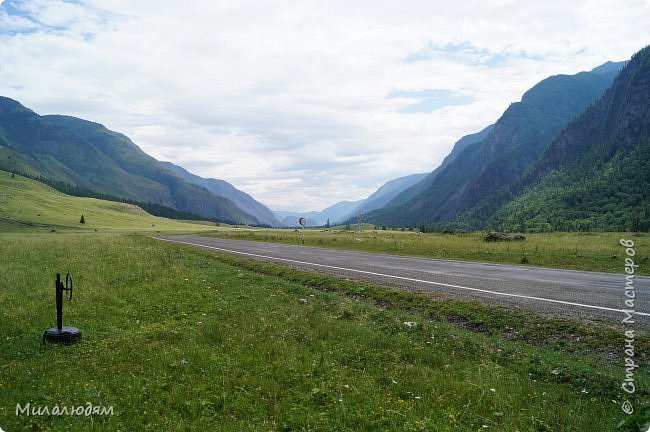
[1,171,649,430]
[0,170,216,234]
[0,231,648,431]
[207,227,650,275]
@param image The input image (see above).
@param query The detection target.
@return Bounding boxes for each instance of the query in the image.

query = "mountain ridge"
[382,124,495,210]
[0,98,260,225]
[364,60,625,227]
[160,161,281,227]
[347,172,428,218]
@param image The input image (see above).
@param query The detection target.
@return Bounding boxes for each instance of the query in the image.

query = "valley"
[1,7,648,428]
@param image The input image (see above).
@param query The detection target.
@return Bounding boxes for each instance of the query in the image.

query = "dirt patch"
[445,314,491,334]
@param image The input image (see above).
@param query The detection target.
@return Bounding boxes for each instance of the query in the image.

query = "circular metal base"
[43,326,82,344]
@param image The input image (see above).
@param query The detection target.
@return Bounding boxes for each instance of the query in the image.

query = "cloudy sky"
[1,0,648,211]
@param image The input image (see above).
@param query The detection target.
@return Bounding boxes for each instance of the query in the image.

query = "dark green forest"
[490,138,650,232]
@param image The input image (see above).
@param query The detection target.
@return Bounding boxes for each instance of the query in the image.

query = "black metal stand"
[43,273,81,344]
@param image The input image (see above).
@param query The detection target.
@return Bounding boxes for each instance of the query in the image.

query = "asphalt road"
[154,235,650,327]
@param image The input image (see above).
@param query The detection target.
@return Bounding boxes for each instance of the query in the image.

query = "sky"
[1,0,649,211]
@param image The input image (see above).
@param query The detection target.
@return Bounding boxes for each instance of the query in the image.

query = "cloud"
[1,0,649,211]
[405,41,546,69]
[387,89,474,113]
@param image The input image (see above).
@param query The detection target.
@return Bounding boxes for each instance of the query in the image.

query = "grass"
[1,170,649,430]
[206,228,650,275]
[0,231,648,431]
[0,170,217,234]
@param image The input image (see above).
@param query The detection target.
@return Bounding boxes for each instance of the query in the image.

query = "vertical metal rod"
[56,273,63,331]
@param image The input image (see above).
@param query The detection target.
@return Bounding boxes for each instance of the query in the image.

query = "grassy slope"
[0,232,647,431]
[0,170,216,233]
[207,227,650,275]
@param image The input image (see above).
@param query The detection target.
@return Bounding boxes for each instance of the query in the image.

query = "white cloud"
[1,0,648,211]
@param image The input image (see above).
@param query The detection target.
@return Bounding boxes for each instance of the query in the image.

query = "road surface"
[154,235,650,327]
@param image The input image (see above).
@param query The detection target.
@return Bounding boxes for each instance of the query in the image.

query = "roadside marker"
[299,217,306,244]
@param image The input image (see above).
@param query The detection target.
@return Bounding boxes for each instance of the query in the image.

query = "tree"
[326,218,330,228]
[79,214,85,224]
[631,214,641,232]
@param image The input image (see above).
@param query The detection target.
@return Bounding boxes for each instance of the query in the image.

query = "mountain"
[365,61,625,227]
[279,215,322,228]
[384,125,494,209]
[590,60,627,77]
[159,161,281,227]
[274,199,364,227]
[320,200,365,224]
[479,47,650,232]
[273,210,322,227]
[0,98,258,224]
[349,172,428,216]
[277,172,432,227]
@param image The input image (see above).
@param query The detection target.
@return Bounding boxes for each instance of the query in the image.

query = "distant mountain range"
[0,95,427,229]
[0,99,273,225]
[274,172,427,227]
[2,47,647,233]
[274,200,364,227]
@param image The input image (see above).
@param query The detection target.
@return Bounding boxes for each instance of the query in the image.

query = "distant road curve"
[154,235,650,327]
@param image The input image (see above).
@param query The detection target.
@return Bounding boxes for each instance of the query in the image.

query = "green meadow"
[1,232,648,431]
[1,171,649,430]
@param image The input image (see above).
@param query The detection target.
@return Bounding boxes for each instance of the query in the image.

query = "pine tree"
[79,214,85,224]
